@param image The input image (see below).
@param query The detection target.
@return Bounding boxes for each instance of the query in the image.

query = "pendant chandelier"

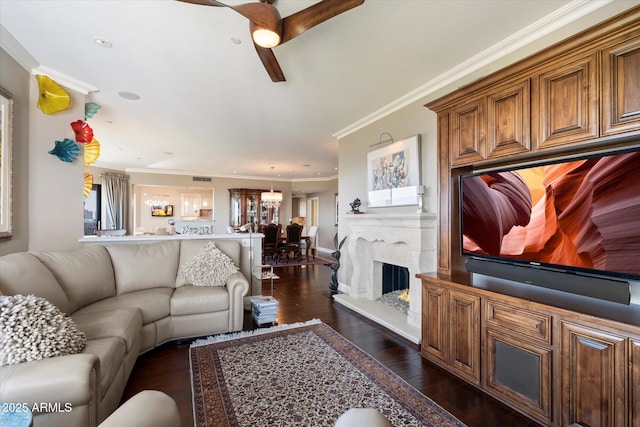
[261,166,282,209]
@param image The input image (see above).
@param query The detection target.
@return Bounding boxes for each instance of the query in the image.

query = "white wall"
[28,78,86,250]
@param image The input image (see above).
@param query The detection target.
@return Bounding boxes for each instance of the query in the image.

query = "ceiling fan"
[177,0,365,82]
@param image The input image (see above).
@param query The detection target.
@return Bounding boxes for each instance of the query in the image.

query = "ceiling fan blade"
[178,0,281,32]
[233,3,281,32]
[253,44,286,82]
[280,0,364,44]
[176,0,226,7]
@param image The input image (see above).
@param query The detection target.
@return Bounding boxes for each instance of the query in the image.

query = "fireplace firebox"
[382,263,410,295]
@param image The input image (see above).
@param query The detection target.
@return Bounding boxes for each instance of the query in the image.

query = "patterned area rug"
[190,320,466,427]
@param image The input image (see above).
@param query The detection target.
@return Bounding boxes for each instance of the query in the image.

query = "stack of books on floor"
[251,295,278,325]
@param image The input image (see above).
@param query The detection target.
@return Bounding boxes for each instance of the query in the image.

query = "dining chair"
[280,223,303,263]
[300,225,318,259]
[262,223,281,263]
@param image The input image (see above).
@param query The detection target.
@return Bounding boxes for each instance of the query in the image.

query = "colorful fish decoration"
[84,138,101,167]
[49,138,79,163]
[36,75,70,114]
[85,102,101,120]
[84,173,94,199]
[70,120,94,143]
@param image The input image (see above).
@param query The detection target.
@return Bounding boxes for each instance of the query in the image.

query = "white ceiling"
[1,0,636,180]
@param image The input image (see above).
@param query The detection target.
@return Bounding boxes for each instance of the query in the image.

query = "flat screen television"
[460,147,640,286]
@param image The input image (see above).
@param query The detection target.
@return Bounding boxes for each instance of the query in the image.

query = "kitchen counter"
[78,233,263,244]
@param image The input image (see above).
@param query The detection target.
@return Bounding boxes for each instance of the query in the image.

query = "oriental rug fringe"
[189,320,466,427]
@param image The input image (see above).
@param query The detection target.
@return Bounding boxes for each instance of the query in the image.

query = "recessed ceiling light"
[230,38,241,45]
[93,36,113,48]
[118,91,140,100]
[163,151,174,155]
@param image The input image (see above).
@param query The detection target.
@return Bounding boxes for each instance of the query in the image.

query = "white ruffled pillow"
[0,294,87,366]
[180,242,239,286]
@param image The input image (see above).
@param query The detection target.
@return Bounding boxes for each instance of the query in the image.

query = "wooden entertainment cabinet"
[419,272,639,427]
[422,7,640,427]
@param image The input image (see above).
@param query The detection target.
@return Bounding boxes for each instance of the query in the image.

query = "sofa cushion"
[32,246,116,313]
[0,253,71,313]
[73,288,173,325]
[179,242,239,287]
[0,295,86,366]
[72,308,142,354]
[105,241,180,295]
[82,337,126,396]
[176,240,241,287]
[171,285,229,316]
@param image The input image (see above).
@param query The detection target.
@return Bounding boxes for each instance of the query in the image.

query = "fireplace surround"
[334,213,437,343]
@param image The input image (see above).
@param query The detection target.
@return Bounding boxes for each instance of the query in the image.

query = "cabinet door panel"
[539,54,598,148]
[449,289,481,384]
[422,285,447,363]
[487,79,531,159]
[632,339,640,427]
[451,99,485,166]
[485,329,552,424]
[562,322,626,427]
[602,35,640,136]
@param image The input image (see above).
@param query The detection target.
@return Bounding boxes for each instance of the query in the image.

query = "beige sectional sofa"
[0,239,249,427]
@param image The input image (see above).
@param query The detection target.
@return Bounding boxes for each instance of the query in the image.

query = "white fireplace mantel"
[334,213,437,343]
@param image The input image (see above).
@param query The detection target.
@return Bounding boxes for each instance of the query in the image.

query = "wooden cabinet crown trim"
[426,6,640,113]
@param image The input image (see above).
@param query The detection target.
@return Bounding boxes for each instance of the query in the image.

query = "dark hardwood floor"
[123,258,542,426]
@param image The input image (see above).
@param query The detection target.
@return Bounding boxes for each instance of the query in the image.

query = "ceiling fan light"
[252,27,280,48]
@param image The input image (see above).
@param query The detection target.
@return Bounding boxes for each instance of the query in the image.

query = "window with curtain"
[101,172,130,232]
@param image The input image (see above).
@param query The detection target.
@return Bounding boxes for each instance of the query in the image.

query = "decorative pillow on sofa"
[180,242,239,287]
[0,294,87,366]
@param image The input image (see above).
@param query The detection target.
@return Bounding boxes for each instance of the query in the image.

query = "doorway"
[307,197,319,228]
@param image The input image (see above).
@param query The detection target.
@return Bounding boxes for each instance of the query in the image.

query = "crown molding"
[32,65,99,95]
[117,166,338,183]
[333,0,614,140]
[1,25,99,95]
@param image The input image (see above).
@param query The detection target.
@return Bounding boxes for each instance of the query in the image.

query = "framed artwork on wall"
[0,86,13,239]
[367,134,421,207]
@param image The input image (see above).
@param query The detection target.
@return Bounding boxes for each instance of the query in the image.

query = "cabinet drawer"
[485,300,552,344]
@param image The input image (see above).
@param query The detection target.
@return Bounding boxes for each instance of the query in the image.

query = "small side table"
[251,265,279,326]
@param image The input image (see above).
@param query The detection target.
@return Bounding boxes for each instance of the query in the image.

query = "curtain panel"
[101,172,130,232]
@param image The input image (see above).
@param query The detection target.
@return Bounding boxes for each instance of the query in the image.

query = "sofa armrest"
[99,391,180,427]
[0,353,99,422]
[226,271,249,331]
